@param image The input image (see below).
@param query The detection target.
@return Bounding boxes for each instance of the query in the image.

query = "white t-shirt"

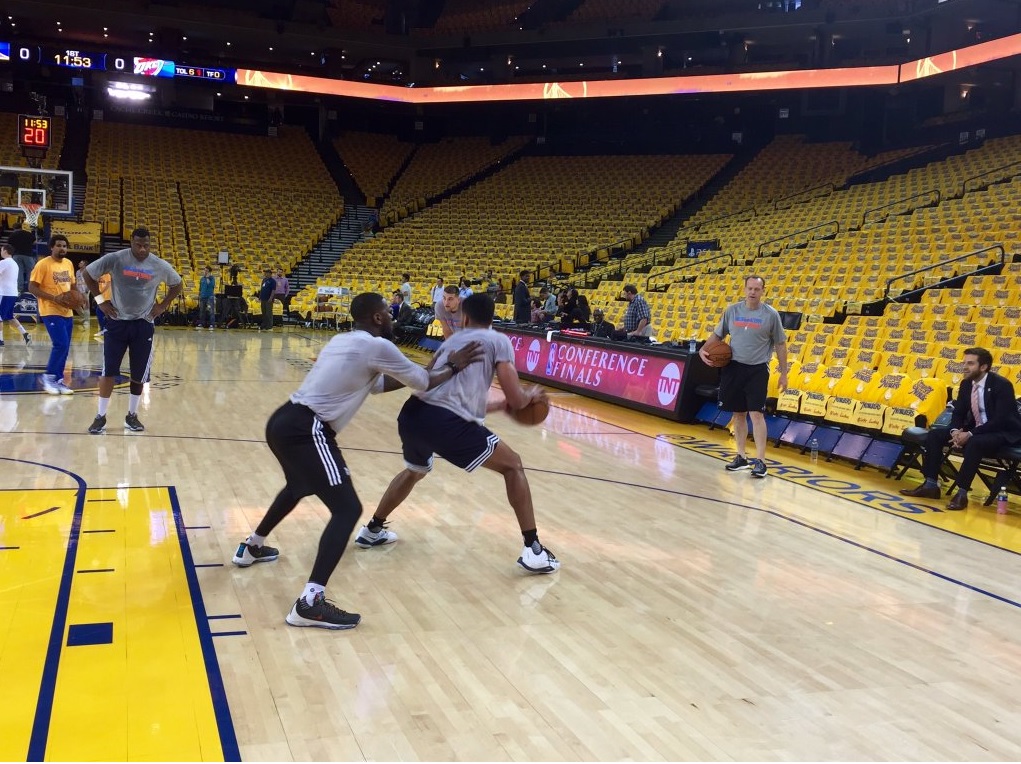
[0,258,19,297]
[291,330,429,433]
[416,327,514,425]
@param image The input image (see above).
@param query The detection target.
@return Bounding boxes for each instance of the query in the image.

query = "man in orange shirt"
[28,235,76,394]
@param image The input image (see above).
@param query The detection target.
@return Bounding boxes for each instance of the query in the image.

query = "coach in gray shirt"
[700,274,788,479]
[83,226,183,434]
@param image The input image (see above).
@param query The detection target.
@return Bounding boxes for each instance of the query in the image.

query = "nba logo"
[657,363,681,406]
[526,339,541,372]
[545,342,558,376]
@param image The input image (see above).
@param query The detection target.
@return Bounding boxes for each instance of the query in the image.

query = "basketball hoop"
[18,202,42,229]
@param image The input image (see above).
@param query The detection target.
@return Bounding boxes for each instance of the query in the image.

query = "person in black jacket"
[259,269,277,330]
[901,347,1021,510]
[590,308,615,338]
[513,270,531,324]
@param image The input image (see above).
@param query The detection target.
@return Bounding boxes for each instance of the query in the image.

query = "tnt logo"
[526,339,541,372]
[657,363,681,406]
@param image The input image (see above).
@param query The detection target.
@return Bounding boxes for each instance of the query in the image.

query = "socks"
[522,528,538,548]
[302,582,325,607]
[97,397,110,416]
[923,478,938,489]
[246,533,267,548]
[128,394,140,415]
[367,517,385,532]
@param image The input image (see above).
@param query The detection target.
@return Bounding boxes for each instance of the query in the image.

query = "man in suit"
[513,270,531,324]
[901,347,1021,510]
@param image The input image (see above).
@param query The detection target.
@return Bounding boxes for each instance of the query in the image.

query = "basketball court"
[2,324,1021,760]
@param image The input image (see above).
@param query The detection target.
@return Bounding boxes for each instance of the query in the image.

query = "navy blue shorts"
[397,396,500,473]
[103,318,155,382]
[0,295,14,321]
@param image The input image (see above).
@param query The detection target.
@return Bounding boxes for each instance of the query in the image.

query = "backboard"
[0,166,74,217]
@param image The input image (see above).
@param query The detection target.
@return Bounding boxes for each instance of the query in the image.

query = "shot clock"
[18,114,51,149]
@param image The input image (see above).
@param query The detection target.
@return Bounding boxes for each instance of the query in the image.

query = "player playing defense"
[232,292,483,630]
[355,292,560,574]
[83,227,183,433]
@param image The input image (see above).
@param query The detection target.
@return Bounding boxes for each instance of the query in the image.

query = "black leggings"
[256,480,363,586]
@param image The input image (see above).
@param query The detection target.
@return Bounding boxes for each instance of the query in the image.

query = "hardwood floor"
[2,323,1020,761]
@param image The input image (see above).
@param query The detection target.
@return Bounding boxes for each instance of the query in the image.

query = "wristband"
[445,361,460,374]
[94,295,105,305]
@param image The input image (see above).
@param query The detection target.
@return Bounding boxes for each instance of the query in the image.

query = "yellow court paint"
[0,485,237,762]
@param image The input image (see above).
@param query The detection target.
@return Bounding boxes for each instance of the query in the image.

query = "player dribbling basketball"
[355,293,560,574]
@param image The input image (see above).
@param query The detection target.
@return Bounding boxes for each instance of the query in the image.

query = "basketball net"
[18,202,42,230]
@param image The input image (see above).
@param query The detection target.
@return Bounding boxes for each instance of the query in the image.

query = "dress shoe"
[899,484,941,500]
[946,492,969,511]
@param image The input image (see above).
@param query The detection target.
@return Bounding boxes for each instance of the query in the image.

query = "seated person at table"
[529,298,545,324]
[563,294,591,330]
[590,308,615,339]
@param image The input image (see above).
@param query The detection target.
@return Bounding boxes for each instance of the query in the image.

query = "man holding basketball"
[355,293,560,574]
[28,234,76,394]
[700,275,788,479]
[83,227,183,433]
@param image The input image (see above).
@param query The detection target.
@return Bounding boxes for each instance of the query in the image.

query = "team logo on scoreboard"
[133,57,175,77]
[526,339,541,372]
[656,363,681,406]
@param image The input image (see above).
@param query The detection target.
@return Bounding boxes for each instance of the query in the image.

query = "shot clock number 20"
[18,115,52,149]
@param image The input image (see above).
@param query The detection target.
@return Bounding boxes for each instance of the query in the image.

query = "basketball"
[60,290,88,310]
[704,341,733,367]
[510,391,550,426]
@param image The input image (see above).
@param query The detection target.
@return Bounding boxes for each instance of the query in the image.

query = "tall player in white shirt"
[0,244,31,345]
[355,293,560,574]
[232,292,483,630]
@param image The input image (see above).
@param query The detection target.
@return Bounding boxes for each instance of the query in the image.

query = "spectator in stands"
[435,285,463,339]
[700,275,787,480]
[614,285,652,340]
[274,269,290,317]
[590,308,615,339]
[540,287,557,318]
[484,270,500,297]
[260,269,277,331]
[198,266,216,330]
[569,295,592,329]
[557,288,578,324]
[431,277,445,313]
[900,347,1021,510]
[513,270,532,324]
[458,277,474,299]
[393,291,414,327]
[529,298,544,324]
[400,273,413,305]
[7,228,36,294]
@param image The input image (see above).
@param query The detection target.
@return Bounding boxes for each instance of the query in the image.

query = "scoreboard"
[0,42,234,82]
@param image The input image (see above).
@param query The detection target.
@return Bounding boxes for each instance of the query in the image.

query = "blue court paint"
[184,525,211,530]
[0,546,20,550]
[210,631,248,638]
[0,456,88,762]
[76,569,114,574]
[193,563,225,568]
[66,623,113,647]
[208,614,242,620]
[81,529,116,534]
[169,486,241,762]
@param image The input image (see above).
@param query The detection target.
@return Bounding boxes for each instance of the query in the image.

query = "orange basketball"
[61,290,88,310]
[704,341,732,367]
[510,393,550,426]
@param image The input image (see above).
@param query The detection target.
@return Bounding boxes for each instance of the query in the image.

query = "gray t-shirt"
[714,302,786,366]
[417,327,514,425]
[86,248,183,321]
[292,330,429,433]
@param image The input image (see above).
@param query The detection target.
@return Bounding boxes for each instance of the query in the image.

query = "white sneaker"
[231,541,280,567]
[208,326,214,331]
[194,326,202,331]
[41,374,60,395]
[517,544,560,574]
[55,380,74,395]
[354,524,398,548]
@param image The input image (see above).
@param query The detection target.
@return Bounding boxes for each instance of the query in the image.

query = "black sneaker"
[23,333,30,345]
[124,413,145,432]
[750,459,768,479]
[88,415,107,434]
[285,592,361,630]
[231,541,280,567]
[725,455,751,471]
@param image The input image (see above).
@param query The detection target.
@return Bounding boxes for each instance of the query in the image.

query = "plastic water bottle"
[997,487,1009,515]
[688,338,697,354]
[809,438,819,465]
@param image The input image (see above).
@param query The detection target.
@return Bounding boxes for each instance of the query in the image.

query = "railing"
[960,160,1021,196]
[683,206,757,233]
[773,182,834,211]
[884,244,1005,303]
[645,251,733,293]
[755,220,839,259]
[860,188,939,228]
